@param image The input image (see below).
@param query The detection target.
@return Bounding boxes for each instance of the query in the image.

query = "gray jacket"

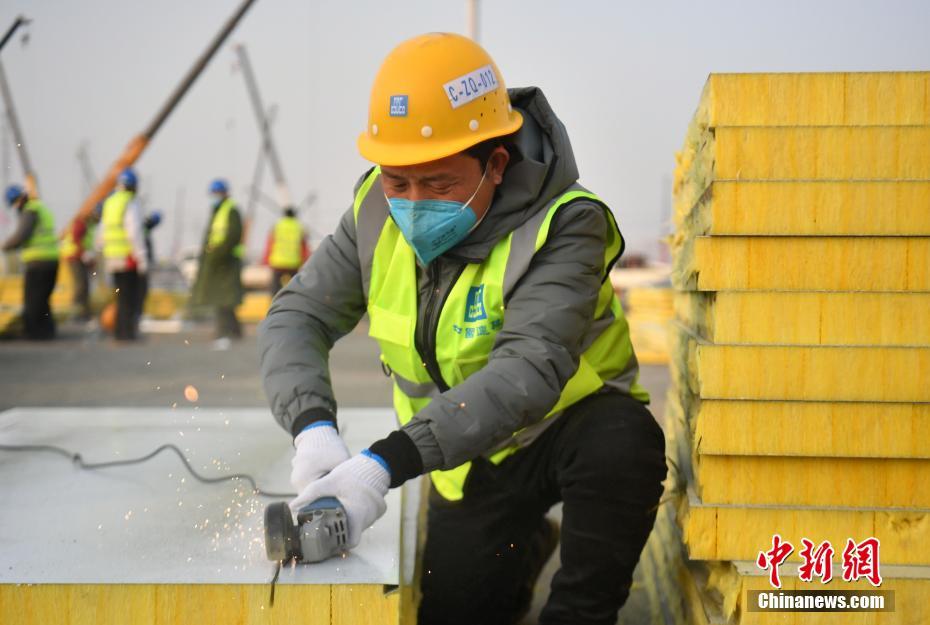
[1,207,37,252]
[259,87,639,473]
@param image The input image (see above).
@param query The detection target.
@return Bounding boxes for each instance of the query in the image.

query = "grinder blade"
[264,502,298,561]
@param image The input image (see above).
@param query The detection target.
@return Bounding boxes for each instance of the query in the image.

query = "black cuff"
[290,408,338,438]
[368,430,424,489]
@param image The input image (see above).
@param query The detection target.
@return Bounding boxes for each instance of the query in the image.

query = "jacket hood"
[446,86,580,262]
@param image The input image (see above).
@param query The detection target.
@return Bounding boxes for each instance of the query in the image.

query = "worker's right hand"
[290,421,351,494]
[289,452,390,550]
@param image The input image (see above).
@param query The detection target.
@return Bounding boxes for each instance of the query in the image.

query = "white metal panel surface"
[0,407,417,586]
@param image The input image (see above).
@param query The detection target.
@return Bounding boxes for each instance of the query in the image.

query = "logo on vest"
[453,284,502,339]
[465,285,487,322]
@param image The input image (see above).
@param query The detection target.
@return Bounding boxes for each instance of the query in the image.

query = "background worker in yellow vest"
[98,168,148,341]
[262,206,309,295]
[2,185,60,340]
[61,209,98,322]
[259,34,667,625]
[190,179,243,348]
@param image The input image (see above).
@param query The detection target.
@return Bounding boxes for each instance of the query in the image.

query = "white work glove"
[290,452,390,549]
[290,422,351,494]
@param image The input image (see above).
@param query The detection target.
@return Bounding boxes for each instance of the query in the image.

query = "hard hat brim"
[357,110,523,167]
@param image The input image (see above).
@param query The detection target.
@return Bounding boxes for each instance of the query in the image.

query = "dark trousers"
[68,259,91,319]
[112,270,140,341]
[136,272,149,325]
[215,306,241,339]
[418,392,667,625]
[22,261,58,340]
[270,269,296,296]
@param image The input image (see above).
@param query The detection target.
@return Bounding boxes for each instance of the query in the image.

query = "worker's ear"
[487,146,510,186]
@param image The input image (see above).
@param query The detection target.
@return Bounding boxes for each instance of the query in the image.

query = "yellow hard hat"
[357,33,523,166]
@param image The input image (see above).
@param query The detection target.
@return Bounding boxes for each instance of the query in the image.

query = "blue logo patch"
[389,95,408,117]
[465,284,487,322]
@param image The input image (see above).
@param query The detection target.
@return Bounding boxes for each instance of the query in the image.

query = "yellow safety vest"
[269,216,303,269]
[354,167,649,501]
[61,222,95,259]
[209,198,244,259]
[21,200,60,263]
[101,190,134,259]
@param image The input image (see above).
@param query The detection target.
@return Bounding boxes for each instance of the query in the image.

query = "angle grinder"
[263,497,348,563]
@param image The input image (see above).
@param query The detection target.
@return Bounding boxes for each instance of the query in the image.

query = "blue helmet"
[4,184,25,207]
[144,211,162,229]
[208,178,229,195]
[118,168,138,189]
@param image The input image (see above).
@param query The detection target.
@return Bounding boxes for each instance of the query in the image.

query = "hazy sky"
[1,0,928,261]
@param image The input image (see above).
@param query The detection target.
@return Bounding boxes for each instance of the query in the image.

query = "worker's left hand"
[290,452,390,550]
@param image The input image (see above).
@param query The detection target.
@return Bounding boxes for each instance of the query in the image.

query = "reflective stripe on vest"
[269,216,303,269]
[21,200,59,263]
[354,167,648,501]
[101,190,133,259]
[209,198,245,259]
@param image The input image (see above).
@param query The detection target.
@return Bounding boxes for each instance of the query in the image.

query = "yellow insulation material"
[0,584,407,625]
[673,236,930,292]
[694,398,930,459]
[671,322,930,402]
[669,389,930,514]
[678,180,930,236]
[702,561,742,623]
[674,126,930,215]
[0,276,24,306]
[666,364,930,459]
[627,312,672,365]
[627,286,675,313]
[667,71,930,624]
[675,291,930,346]
[697,455,930,508]
[237,292,272,323]
[714,126,930,179]
[624,287,674,365]
[700,72,930,128]
[677,489,930,566]
[143,290,188,320]
[674,73,930,230]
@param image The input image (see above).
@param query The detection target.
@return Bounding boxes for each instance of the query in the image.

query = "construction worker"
[136,210,162,325]
[262,206,309,295]
[2,185,60,340]
[61,211,97,322]
[98,168,147,341]
[190,179,243,347]
[259,33,667,625]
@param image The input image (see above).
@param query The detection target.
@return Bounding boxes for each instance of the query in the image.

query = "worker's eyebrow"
[382,170,459,185]
[418,173,458,185]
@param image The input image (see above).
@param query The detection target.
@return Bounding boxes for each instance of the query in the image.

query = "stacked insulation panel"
[668,72,930,624]
[626,286,675,365]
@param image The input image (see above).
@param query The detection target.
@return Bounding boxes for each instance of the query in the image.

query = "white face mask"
[467,195,491,234]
